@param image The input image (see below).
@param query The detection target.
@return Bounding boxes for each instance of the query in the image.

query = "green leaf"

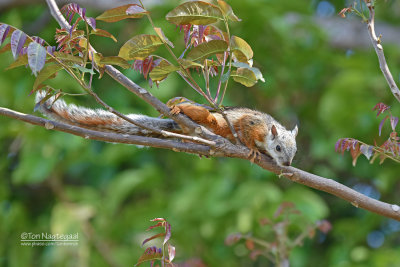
[217,0,241,22]
[33,63,63,91]
[54,52,83,64]
[231,62,265,82]
[166,1,223,25]
[149,60,179,82]
[186,40,228,62]
[177,58,203,69]
[230,35,253,62]
[231,68,257,87]
[99,56,130,69]
[6,53,28,70]
[118,34,162,60]
[154,27,174,48]
[96,4,147,22]
[221,70,230,83]
[90,29,117,42]
[72,64,95,75]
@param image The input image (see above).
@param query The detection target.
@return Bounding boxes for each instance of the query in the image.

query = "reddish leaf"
[338,6,353,18]
[372,102,390,117]
[62,3,96,29]
[250,250,263,261]
[91,29,117,42]
[126,4,147,15]
[163,221,171,245]
[142,56,154,79]
[274,202,295,218]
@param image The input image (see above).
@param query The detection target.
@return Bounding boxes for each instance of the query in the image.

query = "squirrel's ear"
[292,125,298,137]
[271,125,278,139]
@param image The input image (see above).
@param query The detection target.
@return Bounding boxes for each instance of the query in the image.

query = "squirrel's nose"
[282,161,291,166]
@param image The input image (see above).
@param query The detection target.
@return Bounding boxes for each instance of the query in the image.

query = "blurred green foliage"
[0,1,400,266]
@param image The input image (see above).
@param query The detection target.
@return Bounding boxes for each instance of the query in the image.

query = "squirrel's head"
[256,124,298,166]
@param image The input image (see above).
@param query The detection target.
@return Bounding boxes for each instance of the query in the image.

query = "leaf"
[72,64,95,74]
[62,3,96,29]
[33,63,63,91]
[230,35,253,62]
[141,232,166,247]
[154,27,174,48]
[231,62,264,82]
[96,4,147,22]
[149,60,179,82]
[6,54,28,70]
[163,221,171,245]
[231,68,257,87]
[372,102,390,117]
[217,0,241,22]
[99,56,130,69]
[390,115,399,131]
[186,39,228,62]
[166,1,223,25]
[0,43,11,54]
[10,30,27,59]
[177,58,203,69]
[118,34,162,60]
[91,29,117,42]
[221,70,230,83]
[54,52,83,64]
[135,246,162,267]
[0,24,11,45]
[168,244,175,262]
[27,42,47,76]
[360,144,373,160]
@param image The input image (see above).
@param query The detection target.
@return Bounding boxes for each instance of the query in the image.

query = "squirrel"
[35,91,298,166]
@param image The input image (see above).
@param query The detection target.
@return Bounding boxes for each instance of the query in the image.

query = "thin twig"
[366,2,400,103]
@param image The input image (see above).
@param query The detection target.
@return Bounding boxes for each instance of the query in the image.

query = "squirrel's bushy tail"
[35,91,180,135]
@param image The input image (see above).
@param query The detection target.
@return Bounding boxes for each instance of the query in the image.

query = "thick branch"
[1,106,399,221]
[366,4,400,103]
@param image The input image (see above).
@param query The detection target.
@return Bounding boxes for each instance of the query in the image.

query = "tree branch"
[0,0,376,222]
[1,106,400,221]
[366,2,400,103]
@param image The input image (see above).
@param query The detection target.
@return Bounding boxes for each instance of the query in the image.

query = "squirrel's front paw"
[247,148,261,163]
[170,106,181,115]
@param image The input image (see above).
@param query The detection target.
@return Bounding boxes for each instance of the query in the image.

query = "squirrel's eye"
[276,145,281,152]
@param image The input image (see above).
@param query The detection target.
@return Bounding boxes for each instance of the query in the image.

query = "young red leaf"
[316,220,332,233]
[62,3,96,29]
[27,42,47,76]
[10,30,27,59]
[146,222,163,231]
[372,102,390,117]
[350,141,361,166]
[225,233,242,245]
[245,239,255,250]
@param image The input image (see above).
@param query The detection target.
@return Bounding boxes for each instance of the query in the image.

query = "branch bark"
[1,0,395,222]
[1,106,400,221]
[366,3,400,103]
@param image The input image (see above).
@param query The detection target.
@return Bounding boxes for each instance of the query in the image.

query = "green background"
[0,0,399,266]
